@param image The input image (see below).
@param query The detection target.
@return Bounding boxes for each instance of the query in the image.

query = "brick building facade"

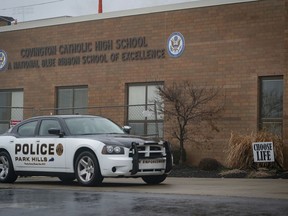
[0,0,287,168]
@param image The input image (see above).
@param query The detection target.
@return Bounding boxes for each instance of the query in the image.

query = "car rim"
[77,156,95,183]
[0,156,9,180]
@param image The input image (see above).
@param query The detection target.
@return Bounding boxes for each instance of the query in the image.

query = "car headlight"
[102,145,124,154]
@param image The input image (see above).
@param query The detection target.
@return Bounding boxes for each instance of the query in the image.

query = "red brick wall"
[0,0,287,168]
[283,0,288,169]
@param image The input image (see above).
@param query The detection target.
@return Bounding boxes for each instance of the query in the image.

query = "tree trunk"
[179,139,184,165]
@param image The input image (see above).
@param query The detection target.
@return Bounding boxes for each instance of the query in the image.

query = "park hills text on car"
[0,115,172,186]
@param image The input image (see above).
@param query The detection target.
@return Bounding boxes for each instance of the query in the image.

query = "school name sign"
[5,36,166,70]
[252,142,275,162]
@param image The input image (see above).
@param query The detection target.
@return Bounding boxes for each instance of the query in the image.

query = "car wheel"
[0,151,18,183]
[75,151,103,186]
[142,174,167,185]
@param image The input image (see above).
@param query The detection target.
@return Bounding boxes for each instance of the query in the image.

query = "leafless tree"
[157,81,224,165]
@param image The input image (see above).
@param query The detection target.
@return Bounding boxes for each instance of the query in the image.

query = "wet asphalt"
[0,188,288,216]
[0,177,287,216]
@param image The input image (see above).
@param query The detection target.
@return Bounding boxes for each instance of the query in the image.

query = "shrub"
[227,131,284,170]
[198,158,221,171]
[172,148,186,165]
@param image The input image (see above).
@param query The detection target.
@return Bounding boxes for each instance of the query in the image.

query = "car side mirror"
[122,126,131,134]
[48,128,64,137]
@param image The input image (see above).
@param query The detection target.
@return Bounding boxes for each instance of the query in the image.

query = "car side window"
[39,119,61,136]
[17,121,38,137]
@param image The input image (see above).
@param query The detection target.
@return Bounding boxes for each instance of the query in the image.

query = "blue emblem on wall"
[0,50,8,71]
[167,32,185,58]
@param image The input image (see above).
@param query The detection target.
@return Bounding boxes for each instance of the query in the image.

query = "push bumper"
[99,141,173,177]
[130,141,173,175]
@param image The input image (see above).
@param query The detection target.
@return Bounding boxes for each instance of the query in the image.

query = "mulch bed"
[169,165,288,179]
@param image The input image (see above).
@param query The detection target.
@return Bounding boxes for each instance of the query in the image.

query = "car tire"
[0,151,18,183]
[75,151,103,186]
[142,174,167,185]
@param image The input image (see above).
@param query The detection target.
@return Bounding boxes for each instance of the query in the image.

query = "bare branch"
[156,81,225,164]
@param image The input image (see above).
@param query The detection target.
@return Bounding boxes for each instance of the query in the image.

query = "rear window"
[17,121,38,137]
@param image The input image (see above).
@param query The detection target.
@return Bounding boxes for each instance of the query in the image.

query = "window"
[0,90,23,133]
[127,83,163,137]
[259,77,283,135]
[39,119,61,136]
[18,121,37,137]
[57,86,88,115]
[65,117,124,135]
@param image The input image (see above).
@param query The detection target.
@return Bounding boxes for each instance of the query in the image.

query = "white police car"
[0,115,172,186]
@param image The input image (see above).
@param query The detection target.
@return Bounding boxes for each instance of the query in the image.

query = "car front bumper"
[99,141,173,177]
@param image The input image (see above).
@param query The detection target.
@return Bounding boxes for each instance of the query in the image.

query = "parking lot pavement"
[162,177,288,199]
[104,177,288,199]
[1,177,287,200]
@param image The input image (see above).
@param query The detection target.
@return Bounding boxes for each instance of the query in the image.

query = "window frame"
[126,82,164,137]
[258,76,283,135]
[56,85,88,115]
[0,89,24,133]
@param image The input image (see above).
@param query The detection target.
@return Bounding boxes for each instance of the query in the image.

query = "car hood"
[77,134,162,148]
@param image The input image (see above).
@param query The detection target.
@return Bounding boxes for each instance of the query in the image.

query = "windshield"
[65,117,125,135]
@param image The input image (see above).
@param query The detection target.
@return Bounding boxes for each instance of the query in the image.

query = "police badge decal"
[167,32,185,58]
[0,50,8,72]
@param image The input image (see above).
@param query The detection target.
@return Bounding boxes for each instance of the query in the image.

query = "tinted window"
[39,119,61,136]
[17,121,38,137]
[65,117,124,135]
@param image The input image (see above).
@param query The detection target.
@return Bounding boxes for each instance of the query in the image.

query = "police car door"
[13,119,66,172]
[12,120,39,170]
[36,119,66,171]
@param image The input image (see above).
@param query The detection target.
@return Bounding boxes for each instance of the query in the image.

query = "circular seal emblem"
[56,143,64,156]
[0,50,8,71]
[167,32,185,58]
